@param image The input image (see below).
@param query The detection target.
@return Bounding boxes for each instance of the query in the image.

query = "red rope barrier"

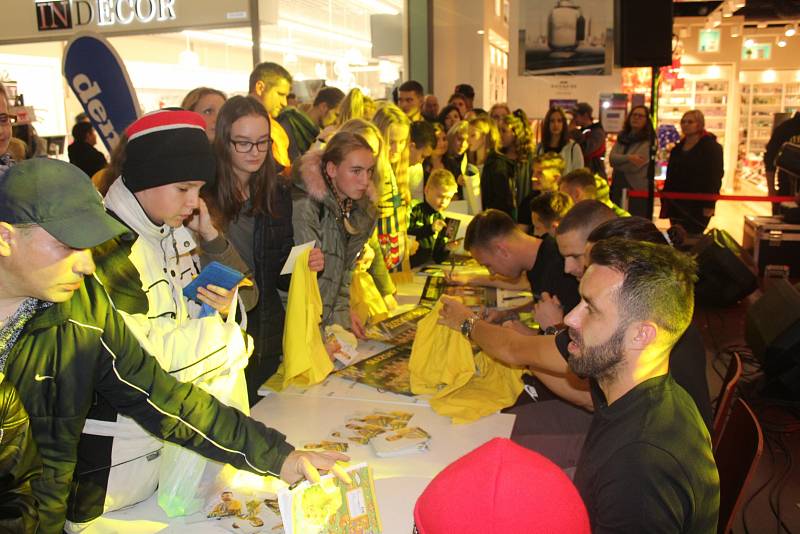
[626,190,796,202]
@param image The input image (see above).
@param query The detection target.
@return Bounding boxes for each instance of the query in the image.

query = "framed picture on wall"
[518,0,612,76]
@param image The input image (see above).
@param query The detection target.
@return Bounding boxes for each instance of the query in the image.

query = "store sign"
[63,33,141,150]
[3,0,282,43]
[36,0,176,32]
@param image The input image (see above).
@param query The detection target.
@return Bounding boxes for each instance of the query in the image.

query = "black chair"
[712,352,743,451]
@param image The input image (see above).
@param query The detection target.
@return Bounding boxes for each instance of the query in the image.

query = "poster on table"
[518,0,613,76]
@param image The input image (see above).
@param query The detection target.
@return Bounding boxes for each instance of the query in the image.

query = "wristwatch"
[542,324,563,335]
[460,316,478,339]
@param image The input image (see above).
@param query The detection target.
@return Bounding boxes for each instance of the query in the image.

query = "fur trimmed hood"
[293,147,377,204]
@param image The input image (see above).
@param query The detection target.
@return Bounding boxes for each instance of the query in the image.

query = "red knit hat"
[413,438,590,534]
[122,109,215,192]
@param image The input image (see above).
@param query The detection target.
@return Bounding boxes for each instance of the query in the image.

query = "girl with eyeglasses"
[205,95,325,403]
[609,105,655,218]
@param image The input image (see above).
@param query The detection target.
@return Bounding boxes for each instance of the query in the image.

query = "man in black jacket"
[0,159,348,534]
[67,122,106,178]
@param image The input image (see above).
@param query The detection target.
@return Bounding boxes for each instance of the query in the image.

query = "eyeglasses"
[230,139,271,153]
[0,113,17,125]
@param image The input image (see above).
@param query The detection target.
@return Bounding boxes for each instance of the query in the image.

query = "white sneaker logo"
[34,374,54,382]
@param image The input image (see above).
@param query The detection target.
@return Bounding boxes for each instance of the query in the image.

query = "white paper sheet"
[280,240,315,275]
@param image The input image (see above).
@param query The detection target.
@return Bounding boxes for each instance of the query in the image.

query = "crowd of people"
[0,63,727,532]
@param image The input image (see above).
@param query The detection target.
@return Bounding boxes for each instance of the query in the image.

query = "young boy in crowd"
[529,190,573,238]
[408,169,458,267]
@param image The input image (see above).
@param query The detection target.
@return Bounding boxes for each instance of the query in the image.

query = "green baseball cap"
[0,159,128,248]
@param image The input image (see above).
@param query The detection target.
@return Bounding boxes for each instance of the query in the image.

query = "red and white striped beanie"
[122,108,215,192]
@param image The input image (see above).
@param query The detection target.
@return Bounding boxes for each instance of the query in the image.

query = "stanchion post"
[647,65,660,221]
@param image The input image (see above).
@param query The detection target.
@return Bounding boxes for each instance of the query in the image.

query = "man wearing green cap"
[0,159,349,534]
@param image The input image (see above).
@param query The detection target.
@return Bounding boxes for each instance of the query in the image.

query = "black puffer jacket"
[245,184,294,401]
[0,373,41,532]
[3,276,294,534]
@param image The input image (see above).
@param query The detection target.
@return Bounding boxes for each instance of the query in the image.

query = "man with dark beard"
[565,238,718,533]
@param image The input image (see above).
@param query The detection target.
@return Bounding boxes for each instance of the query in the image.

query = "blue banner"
[63,33,141,151]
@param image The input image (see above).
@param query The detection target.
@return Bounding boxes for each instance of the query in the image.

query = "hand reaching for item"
[437,295,477,331]
[279,450,352,486]
[432,219,447,233]
[350,308,367,339]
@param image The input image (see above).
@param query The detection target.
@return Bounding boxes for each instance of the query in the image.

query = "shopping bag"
[158,288,253,517]
[265,249,333,391]
[350,270,389,327]
[409,301,476,397]
[429,351,525,424]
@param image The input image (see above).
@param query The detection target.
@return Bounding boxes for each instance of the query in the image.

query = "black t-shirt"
[526,234,580,313]
[573,374,720,533]
[516,189,541,227]
[554,324,713,429]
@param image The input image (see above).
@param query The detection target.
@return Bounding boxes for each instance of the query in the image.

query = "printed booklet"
[278,463,381,534]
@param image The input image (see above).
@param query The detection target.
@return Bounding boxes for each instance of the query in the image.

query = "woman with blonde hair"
[467,116,499,169]
[489,102,511,126]
[336,88,367,126]
[181,87,226,141]
[371,104,411,272]
[480,111,535,219]
[662,109,723,234]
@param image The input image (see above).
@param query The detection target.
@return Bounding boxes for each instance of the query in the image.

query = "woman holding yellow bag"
[205,95,325,403]
[292,128,379,338]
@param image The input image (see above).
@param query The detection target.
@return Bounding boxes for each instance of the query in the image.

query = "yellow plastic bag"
[410,300,524,423]
[265,249,333,391]
[409,301,475,398]
[429,352,525,424]
[350,270,389,327]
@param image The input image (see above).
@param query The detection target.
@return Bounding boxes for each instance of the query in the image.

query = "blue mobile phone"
[182,261,245,302]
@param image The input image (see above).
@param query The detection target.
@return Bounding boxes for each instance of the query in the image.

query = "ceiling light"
[756,21,768,29]
[762,69,777,83]
[785,24,797,37]
[477,30,485,35]
[777,36,788,47]
[744,38,755,47]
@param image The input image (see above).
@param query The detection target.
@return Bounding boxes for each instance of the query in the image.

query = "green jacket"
[3,275,294,534]
[0,373,41,532]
